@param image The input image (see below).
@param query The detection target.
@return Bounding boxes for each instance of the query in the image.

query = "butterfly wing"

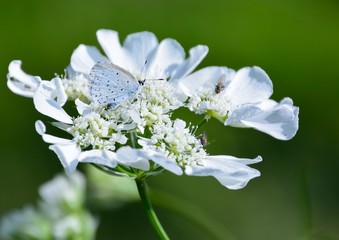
[89,62,140,109]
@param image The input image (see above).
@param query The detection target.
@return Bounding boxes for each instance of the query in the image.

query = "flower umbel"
[7,29,299,187]
[7,28,299,239]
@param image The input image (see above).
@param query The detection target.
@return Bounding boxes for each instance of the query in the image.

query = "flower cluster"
[0,172,97,240]
[7,29,299,189]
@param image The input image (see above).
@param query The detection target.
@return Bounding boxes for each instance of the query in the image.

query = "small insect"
[89,61,145,109]
[198,131,208,147]
[215,74,226,94]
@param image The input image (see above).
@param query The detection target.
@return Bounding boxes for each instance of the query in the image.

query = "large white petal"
[96,29,127,69]
[70,44,107,75]
[35,120,72,144]
[33,81,73,124]
[137,140,183,175]
[7,60,41,98]
[115,146,183,175]
[226,66,273,106]
[116,146,150,171]
[78,150,117,168]
[177,66,234,97]
[225,98,299,140]
[49,142,81,175]
[146,38,185,78]
[122,31,159,75]
[185,155,262,190]
[170,45,209,82]
[144,150,183,175]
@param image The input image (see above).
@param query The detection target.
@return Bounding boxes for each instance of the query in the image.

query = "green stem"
[130,131,137,148]
[136,179,170,240]
[197,118,207,130]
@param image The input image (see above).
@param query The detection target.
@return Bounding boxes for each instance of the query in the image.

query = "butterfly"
[89,61,145,109]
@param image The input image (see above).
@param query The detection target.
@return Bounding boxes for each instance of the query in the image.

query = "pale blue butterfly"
[89,62,146,109]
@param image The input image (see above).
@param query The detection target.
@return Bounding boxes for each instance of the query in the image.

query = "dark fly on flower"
[198,131,208,147]
[215,74,226,94]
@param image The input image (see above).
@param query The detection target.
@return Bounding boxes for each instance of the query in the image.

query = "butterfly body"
[89,62,143,109]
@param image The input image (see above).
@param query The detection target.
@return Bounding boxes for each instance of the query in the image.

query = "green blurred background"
[0,0,338,239]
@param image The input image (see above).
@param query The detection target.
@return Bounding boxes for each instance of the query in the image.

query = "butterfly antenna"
[140,60,148,80]
[140,59,167,82]
[147,78,166,81]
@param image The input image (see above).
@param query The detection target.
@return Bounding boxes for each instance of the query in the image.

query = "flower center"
[187,86,236,119]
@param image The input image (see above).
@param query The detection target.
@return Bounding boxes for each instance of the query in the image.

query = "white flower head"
[5,29,299,190]
[0,171,98,240]
[179,66,299,140]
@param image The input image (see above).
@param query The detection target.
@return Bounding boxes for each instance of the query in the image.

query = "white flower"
[179,66,299,140]
[39,172,98,240]
[0,171,98,240]
[69,29,208,83]
[7,29,285,190]
[0,207,52,239]
[39,171,86,215]
[35,120,117,175]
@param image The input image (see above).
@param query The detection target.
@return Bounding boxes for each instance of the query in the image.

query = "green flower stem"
[130,131,137,148]
[136,179,170,240]
[197,118,208,129]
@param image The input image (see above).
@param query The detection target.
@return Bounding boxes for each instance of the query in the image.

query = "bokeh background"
[0,0,338,239]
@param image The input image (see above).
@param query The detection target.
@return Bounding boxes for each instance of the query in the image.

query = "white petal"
[117,122,137,131]
[144,150,183,175]
[137,140,183,175]
[7,60,41,97]
[78,150,117,168]
[146,38,185,77]
[177,66,234,97]
[226,66,273,106]
[170,45,208,82]
[7,79,36,98]
[70,44,107,75]
[128,109,142,125]
[35,120,46,135]
[122,31,159,75]
[115,146,183,175]
[8,60,41,87]
[116,146,150,171]
[33,81,73,124]
[35,120,71,144]
[39,78,67,104]
[225,105,262,127]
[49,142,81,175]
[96,29,127,69]
[75,99,92,116]
[185,155,262,190]
[51,78,67,106]
[173,118,186,130]
[226,98,299,140]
